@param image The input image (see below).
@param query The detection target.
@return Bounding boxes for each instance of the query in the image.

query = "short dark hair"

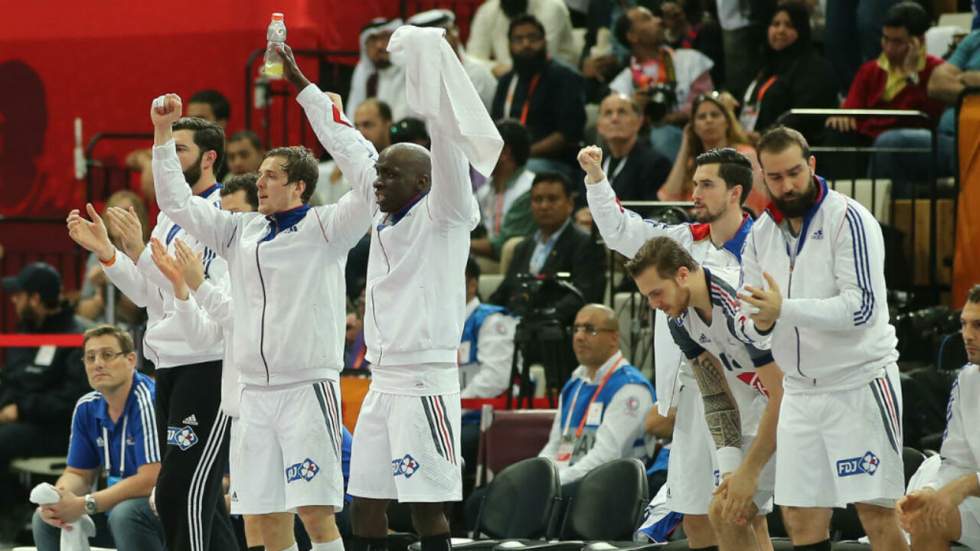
[228,130,263,151]
[497,119,532,167]
[625,236,698,279]
[614,10,634,49]
[83,324,135,354]
[695,148,754,204]
[189,89,231,122]
[390,117,430,148]
[221,173,259,210]
[466,255,481,282]
[358,98,393,123]
[508,13,546,41]
[531,171,573,198]
[883,1,930,37]
[968,284,980,304]
[265,146,319,203]
[757,125,811,161]
[173,117,226,173]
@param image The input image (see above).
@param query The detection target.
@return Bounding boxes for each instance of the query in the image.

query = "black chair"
[493,458,650,551]
[903,447,927,486]
[426,457,562,551]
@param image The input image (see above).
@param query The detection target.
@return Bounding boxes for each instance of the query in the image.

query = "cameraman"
[488,172,606,327]
[609,5,714,160]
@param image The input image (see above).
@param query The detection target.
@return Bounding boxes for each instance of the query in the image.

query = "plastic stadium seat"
[903,447,927,486]
[476,409,556,484]
[491,458,650,551]
[480,274,505,299]
[469,457,562,546]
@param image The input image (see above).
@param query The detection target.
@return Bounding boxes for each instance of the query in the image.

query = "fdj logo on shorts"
[392,454,420,478]
[836,451,880,477]
[286,458,320,483]
[167,426,199,451]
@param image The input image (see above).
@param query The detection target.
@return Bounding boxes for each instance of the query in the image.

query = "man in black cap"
[0,262,90,505]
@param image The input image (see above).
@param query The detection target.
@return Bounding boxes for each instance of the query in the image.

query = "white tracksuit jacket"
[102,185,227,369]
[153,139,370,386]
[740,176,899,393]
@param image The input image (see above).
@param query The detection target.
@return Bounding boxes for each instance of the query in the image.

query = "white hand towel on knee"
[30,482,96,551]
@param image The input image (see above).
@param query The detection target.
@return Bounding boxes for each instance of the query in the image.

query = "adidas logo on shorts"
[182,414,198,426]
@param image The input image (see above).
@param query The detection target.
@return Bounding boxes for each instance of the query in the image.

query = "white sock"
[312,538,345,551]
[279,544,299,551]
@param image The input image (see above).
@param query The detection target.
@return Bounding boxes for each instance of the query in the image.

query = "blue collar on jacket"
[262,204,310,242]
[763,175,829,254]
[722,214,754,261]
[380,191,428,229]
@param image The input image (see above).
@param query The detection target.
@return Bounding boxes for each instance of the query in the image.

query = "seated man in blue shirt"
[539,303,662,485]
[32,324,164,551]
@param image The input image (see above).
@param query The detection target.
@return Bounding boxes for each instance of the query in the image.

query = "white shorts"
[348,389,462,503]
[775,370,905,508]
[665,382,715,514]
[664,382,775,515]
[232,381,345,514]
[957,497,980,550]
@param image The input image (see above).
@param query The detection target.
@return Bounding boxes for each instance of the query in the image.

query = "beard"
[513,49,548,77]
[501,0,528,18]
[693,202,725,224]
[772,177,818,219]
[183,151,204,187]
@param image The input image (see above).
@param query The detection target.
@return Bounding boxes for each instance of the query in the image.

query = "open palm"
[66,203,113,259]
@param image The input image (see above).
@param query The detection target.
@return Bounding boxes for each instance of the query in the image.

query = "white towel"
[30,482,96,551]
[387,25,503,177]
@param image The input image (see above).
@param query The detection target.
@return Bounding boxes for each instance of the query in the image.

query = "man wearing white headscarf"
[407,9,498,111]
[346,18,408,121]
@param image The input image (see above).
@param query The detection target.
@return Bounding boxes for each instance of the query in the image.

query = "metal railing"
[83,131,153,204]
[775,108,949,305]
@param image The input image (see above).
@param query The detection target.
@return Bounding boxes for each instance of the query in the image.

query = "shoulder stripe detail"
[135,384,160,463]
[844,206,875,325]
[74,391,101,407]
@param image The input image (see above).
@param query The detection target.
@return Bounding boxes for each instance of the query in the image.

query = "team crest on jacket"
[286,458,321,482]
[392,454,420,478]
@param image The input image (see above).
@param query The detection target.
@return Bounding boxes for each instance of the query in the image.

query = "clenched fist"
[577,145,605,185]
[150,93,183,128]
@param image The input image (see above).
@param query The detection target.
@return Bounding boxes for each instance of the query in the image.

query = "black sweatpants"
[154,361,237,551]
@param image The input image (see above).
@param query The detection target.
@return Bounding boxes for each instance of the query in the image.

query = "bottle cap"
[272,12,284,21]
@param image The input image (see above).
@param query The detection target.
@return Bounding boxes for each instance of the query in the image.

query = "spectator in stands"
[460,256,518,399]
[407,9,498,110]
[897,284,980,550]
[610,5,715,160]
[389,117,431,149]
[0,262,90,507]
[489,172,606,325]
[468,0,579,76]
[220,172,259,213]
[344,293,368,371]
[579,1,629,104]
[491,15,587,177]
[538,303,657,485]
[77,191,149,327]
[471,120,537,261]
[661,92,768,214]
[225,130,264,176]
[187,89,230,128]
[715,0,772,99]
[594,92,672,201]
[823,2,943,190]
[347,18,407,121]
[928,29,980,177]
[32,325,164,551]
[824,0,901,97]
[662,0,725,86]
[316,99,392,206]
[609,3,716,109]
[738,1,838,142]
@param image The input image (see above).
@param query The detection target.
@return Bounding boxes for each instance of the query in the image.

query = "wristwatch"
[83,494,97,515]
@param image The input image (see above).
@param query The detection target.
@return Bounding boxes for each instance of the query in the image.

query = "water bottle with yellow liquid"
[264,13,287,79]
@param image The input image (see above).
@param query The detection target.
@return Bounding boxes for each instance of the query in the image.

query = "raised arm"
[578,145,686,258]
[151,94,240,256]
[427,124,481,227]
[280,45,380,213]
